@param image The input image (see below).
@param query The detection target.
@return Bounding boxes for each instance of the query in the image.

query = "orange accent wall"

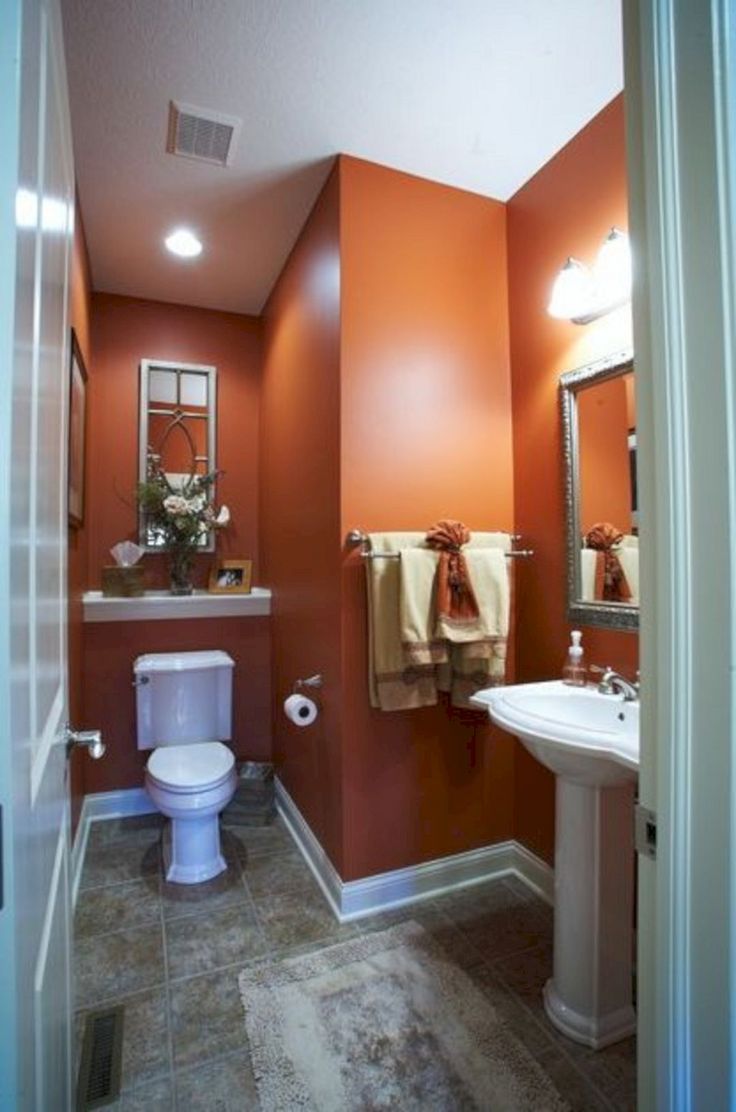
[87,294,262,588]
[508,95,638,863]
[75,292,271,794]
[82,617,271,793]
[260,165,344,868]
[578,374,633,535]
[261,157,515,880]
[69,198,93,834]
[339,156,515,880]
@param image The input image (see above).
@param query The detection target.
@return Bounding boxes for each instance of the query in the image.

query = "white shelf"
[82,587,272,623]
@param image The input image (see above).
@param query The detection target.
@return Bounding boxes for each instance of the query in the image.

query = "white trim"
[30,685,63,804]
[624,2,736,1107]
[82,586,272,622]
[275,777,553,924]
[71,787,157,908]
[275,778,343,918]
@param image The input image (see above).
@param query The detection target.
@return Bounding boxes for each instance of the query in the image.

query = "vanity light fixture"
[548,227,631,324]
[164,227,203,259]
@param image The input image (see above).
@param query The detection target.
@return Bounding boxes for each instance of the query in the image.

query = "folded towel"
[580,547,598,601]
[400,548,509,649]
[585,522,632,602]
[580,540,639,605]
[365,531,513,712]
[616,545,639,604]
[365,533,438,711]
[400,537,511,709]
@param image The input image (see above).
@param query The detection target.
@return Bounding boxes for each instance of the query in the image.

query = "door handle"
[65,725,105,760]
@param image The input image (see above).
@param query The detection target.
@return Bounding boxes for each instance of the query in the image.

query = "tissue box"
[101,565,145,598]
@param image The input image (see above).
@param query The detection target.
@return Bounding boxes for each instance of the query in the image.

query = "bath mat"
[238,920,568,1111]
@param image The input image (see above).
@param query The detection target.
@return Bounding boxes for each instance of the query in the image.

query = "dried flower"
[137,458,231,555]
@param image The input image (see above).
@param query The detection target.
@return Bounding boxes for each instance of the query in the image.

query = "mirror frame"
[138,358,218,553]
[560,347,638,631]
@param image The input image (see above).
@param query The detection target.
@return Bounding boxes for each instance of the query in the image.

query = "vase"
[169,547,195,596]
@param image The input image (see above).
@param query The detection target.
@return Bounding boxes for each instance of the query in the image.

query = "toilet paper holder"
[294,674,323,692]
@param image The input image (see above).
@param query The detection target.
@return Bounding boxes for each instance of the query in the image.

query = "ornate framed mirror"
[560,348,638,631]
[138,359,217,552]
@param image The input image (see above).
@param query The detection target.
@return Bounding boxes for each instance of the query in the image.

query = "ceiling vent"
[166,101,241,167]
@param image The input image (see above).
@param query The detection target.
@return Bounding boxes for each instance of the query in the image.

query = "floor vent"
[76,1006,124,1109]
[166,100,241,167]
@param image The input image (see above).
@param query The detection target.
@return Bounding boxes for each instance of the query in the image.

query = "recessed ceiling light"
[164,228,202,258]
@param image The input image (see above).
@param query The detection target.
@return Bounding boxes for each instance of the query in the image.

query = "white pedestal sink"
[471,680,639,1050]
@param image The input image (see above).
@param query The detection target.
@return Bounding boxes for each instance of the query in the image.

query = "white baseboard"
[275,777,554,923]
[71,787,157,909]
[70,780,555,919]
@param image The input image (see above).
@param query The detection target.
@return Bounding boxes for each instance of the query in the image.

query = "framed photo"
[68,330,88,528]
[208,558,252,595]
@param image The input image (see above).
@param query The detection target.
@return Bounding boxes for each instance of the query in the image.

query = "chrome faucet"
[591,665,639,702]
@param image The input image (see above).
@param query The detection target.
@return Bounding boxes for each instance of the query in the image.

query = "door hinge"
[635,803,657,860]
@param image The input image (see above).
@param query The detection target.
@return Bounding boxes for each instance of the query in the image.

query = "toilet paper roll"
[283,693,318,727]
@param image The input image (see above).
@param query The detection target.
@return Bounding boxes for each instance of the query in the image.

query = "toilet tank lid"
[134,650,235,674]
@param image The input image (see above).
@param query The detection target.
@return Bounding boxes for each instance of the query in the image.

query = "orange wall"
[76,293,271,793]
[578,374,633,534]
[260,157,516,880]
[339,156,516,880]
[259,166,344,868]
[87,294,262,589]
[69,199,92,833]
[508,95,638,862]
[82,617,271,793]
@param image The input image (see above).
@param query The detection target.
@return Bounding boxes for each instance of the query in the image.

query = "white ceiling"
[61,0,623,316]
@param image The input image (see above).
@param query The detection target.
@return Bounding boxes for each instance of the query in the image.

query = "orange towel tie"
[584,522,632,602]
[425,520,480,623]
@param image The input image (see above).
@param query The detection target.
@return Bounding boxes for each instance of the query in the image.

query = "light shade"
[548,229,632,324]
[165,228,203,258]
[592,227,631,310]
[547,257,593,320]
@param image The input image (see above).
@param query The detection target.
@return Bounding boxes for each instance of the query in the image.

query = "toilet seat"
[147,741,235,793]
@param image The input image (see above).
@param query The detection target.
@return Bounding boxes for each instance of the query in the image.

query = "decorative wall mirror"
[560,348,638,631]
[138,359,217,552]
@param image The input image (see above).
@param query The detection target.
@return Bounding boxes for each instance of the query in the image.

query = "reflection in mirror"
[138,360,217,551]
[560,350,638,631]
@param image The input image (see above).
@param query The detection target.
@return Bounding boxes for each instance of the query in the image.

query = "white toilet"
[134,650,238,884]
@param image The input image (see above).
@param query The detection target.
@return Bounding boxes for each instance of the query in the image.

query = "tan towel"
[365,533,438,711]
[400,543,510,708]
[369,531,506,707]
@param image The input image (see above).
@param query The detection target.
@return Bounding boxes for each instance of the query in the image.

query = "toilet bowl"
[134,650,238,885]
[145,741,237,883]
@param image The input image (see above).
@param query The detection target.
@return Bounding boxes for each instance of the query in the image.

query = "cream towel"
[399,535,512,709]
[616,545,639,604]
[580,547,597,601]
[400,548,509,649]
[365,533,438,711]
[580,541,639,604]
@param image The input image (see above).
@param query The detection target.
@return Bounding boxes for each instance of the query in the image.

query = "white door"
[625,0,736,1107]
[0,0,77,1107]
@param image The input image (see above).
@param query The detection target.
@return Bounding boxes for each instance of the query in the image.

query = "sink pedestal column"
[544,778,637,1049]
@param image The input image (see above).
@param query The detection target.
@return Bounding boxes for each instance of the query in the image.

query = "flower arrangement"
[137,458,230,594]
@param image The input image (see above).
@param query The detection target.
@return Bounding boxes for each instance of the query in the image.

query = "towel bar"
[345,529,534,559]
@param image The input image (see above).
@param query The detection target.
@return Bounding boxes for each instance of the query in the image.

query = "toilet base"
[162,816,228,885]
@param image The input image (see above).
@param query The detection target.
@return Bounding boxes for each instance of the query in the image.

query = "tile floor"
[74,814,636,1110]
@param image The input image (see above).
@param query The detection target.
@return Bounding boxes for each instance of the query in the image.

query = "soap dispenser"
[562,630,586,687]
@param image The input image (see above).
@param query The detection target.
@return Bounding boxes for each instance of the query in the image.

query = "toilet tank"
[134,650,234,750]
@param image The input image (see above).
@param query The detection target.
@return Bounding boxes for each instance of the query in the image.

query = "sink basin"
[471,680,639,786]
[472,679,640,1050]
